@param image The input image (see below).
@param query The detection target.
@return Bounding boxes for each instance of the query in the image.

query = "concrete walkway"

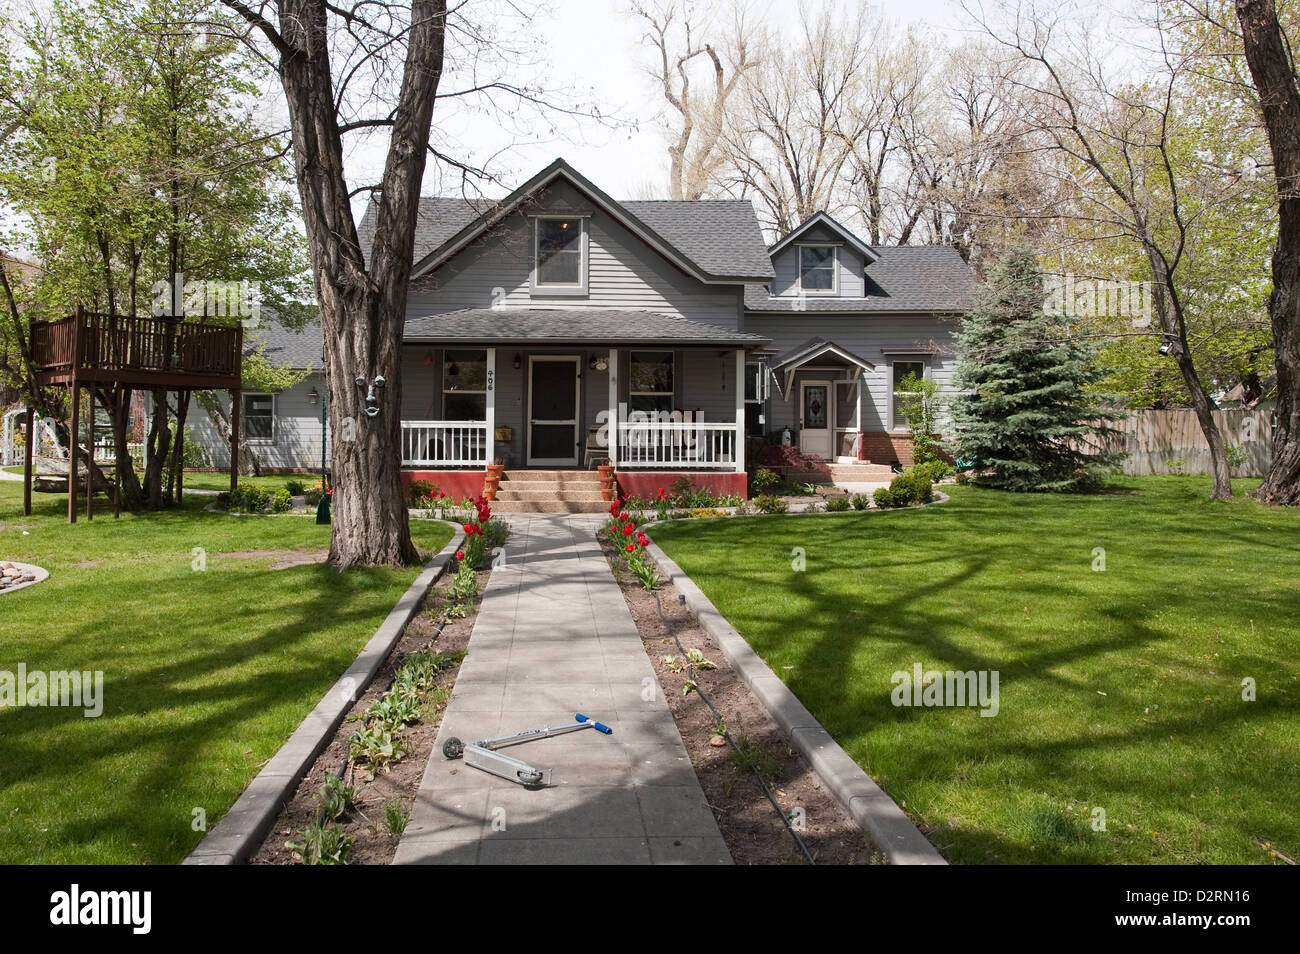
[394,513,730,865]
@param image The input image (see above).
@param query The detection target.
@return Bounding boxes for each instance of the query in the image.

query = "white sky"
[340,0,977,213]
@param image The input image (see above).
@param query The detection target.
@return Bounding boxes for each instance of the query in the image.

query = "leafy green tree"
[952,246,1125,493]
[892,371,943,465]
[0,0,309,507]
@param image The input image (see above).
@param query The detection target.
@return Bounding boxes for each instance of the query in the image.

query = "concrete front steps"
[778,461,897,485]
[489,469,610,513]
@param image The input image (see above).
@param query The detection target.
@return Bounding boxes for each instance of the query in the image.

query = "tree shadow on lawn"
[655,503,1300,864]
[0,559,413,864]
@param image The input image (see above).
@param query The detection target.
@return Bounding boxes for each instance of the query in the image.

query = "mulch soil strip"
[250,568,487,865]
[598,531,884,865]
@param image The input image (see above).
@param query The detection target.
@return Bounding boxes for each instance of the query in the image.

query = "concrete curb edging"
[183,524,465,865]
[639,534,948,866]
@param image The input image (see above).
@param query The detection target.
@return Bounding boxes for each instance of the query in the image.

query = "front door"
[799,380,833,459]
[527,356,580,466]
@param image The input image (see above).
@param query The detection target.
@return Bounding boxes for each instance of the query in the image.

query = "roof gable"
[768,211,878,264]
[360,159,774,285]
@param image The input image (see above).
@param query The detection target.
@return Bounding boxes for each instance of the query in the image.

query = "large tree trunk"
[270,0,446,568]
[1237,0,1300,505]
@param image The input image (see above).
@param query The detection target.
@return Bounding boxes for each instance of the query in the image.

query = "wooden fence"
[1087,406,1274,477]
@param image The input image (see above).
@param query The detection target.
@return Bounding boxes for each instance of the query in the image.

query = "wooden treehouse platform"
[23,307,244,522]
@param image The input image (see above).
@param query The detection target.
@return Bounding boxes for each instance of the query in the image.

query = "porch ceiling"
[403,307,770,349]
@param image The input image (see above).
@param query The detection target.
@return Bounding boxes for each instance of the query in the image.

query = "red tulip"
[625,543,635,553]
[622,523,634,535]
[455,550,465,560]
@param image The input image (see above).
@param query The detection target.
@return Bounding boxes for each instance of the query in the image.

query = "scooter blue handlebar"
[575,713,613,734]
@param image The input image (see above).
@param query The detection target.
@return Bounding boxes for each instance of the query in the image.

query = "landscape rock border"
[0,561,49,595]
[639,529,948,866]
[184,523,465,865]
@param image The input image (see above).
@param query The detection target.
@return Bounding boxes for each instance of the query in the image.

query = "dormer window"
[798,245,837,294]
[532,216,587,295]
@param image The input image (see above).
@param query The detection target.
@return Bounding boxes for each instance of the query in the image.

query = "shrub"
[284,478,306,496]
[873,487,898,508]
[754,494,788,514]
[875,470,935,508]
[406,479,435,507]
[851,492,870,511]
[751,468,781,493]
[910,460,954,484]
[269,488,293,513]
[824,495,851,512]
[228,484,271,513]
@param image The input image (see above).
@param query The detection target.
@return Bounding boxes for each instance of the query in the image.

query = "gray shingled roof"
[356,189,774,283]
[404,308,769,347]
[746,245,974,314]
[771,336,875,371]
[245,318,322,370]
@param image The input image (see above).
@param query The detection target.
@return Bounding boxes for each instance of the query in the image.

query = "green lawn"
[652,476,1300,864]
[179,471,317,493]
[0,480,451,864]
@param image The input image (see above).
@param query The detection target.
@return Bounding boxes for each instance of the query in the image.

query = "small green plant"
[350,723,407,772]
[873,486,897,508]
[1166,456,1187,474]
[284,478,306,496]
[824,494,851,512]
[1225,445,1251,469]
[663,654,683,673]
[626,548,660,590]
[751,468,781,493]
[368,692,420,728]
[448,560,478,603]
[316,772,356,822]
[286,821,351,865]
[383,798,409,837]
[269,488,293,513]
[686,647,716,671]
[406,479,435,507]
[851,492,870,511]
[227,484,272,513]
[754,494,788,514]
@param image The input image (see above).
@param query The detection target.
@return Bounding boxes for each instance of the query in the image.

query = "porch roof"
[403,308,770,349]
[771,336,876,373]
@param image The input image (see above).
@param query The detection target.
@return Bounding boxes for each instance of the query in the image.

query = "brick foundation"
[859,432,917,469]
[615,471,748,501]
[400,470,487,499]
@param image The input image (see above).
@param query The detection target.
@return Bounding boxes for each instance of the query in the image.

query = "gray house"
[196,159,973,503]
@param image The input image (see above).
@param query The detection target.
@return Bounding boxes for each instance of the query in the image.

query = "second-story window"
[534,217,584,289]
[799,245,837,294]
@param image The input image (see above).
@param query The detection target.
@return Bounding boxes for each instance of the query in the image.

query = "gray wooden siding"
[188,374,327,470]
[406,182,744,327]
[747,314,960,436]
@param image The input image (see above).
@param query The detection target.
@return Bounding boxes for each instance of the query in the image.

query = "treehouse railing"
[30,309,241,383]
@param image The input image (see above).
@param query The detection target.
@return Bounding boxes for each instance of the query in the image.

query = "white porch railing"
[401,420,489,467]
[615,421,739,469]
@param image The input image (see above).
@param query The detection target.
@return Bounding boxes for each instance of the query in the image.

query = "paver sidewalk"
[393,513,730,865]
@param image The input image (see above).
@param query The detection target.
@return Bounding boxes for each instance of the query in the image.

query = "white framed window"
[744,360,766,437]
[629,351,674,415]
[798,244,837,294]
[443,349,488,420]
[532,216,587,295]
[242,393,275,443]
[889,357,928,432]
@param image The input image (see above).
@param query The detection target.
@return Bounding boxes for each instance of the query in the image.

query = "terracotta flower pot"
[487,463,505,480]
[601,487,615,501]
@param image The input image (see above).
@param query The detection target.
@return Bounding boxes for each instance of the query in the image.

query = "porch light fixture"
[590,355,608,372]
[513,353,522,370]
[308,387,320,406]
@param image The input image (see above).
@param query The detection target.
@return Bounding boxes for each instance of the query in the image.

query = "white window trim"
[796,243,838,296]
[531,215,588,297]
[243,392,276,445]
[442,349,488,420]
[888,356,930,433]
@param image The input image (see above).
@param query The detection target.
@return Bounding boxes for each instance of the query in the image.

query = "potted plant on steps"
[597,459,615,500]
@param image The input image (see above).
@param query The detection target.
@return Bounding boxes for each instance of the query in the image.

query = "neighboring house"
[194,158,973,499]
[189,320,326,472]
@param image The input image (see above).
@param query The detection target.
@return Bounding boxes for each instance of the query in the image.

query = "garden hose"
[651,590,817,866]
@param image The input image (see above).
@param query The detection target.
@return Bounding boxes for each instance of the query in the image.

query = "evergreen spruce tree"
[952,245,1125,492]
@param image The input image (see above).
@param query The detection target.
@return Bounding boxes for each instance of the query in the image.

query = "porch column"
[607,347,618,467]
[734,349,745,473]
[485,347,496,467]
[855,372,864,460]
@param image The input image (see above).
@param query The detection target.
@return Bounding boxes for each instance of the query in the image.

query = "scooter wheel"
[519,770,545,787]
[442,737,464,760]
